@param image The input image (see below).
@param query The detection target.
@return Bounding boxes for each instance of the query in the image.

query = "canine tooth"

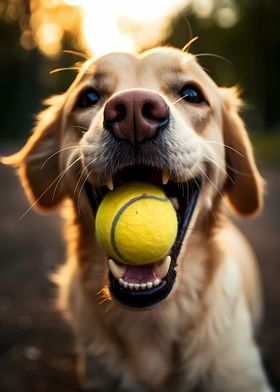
[162,169,171,185]
[134,284,140,290]
[128,283,134,290]
[106,175,114,191]
[108,259,125,280]
[155,256,171,279]
[119,278,124,286]
[123,281,128,289]
[147,282,153,289]
[140,283,147,290]
[153,279,161,287]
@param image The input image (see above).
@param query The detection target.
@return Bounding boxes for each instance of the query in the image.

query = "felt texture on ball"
[95,182,178,265]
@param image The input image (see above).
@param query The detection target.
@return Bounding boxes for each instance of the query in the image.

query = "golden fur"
[2,47,272,392]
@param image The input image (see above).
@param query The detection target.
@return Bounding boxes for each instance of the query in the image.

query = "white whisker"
[193,162,224,200]
[193,53,231,65]
[207,140,243,156]
[73,159,94,203]
[49,67,81,75]
[224,162,253,176]
[63,49,89,59]
[51,156,81,202]
[171,94,189,106]
[200,153,235,185]
[181,36,199,52]
[40,146,80,170]
[74,125,89,133]
[77,168,93,216]
[19,157,81,220]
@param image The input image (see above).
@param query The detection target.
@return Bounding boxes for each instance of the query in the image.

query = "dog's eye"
[180,85,205,104]
[77,89,100,108]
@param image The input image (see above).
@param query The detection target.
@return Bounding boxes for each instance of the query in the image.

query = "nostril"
[104,102,127,124]
[142,103,157,121]
[113,104,127,122]
[141,101,169,123]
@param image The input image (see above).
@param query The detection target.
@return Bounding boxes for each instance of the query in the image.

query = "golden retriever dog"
[2,47,272,392]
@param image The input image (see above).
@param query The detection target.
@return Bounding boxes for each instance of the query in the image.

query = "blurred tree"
[165,0,280,131]
[0,0,83,140]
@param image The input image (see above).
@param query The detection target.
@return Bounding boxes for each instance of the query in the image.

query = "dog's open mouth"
[84,166,201,309]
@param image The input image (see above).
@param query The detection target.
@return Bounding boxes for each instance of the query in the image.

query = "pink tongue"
[123,264,158,284]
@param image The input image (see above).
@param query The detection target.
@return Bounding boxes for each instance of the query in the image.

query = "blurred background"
[0,0,279,391]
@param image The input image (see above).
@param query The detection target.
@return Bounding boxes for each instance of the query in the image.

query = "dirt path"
[0,160,279,391]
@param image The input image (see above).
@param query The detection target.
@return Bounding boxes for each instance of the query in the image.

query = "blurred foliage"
[251,133,280,167]
[0,0,84,139]
[164,0,280,131]
[0,0,279,141]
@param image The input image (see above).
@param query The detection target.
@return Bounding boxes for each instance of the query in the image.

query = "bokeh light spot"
[193,0,214,19]
[35,22,63,57]
[216,4,238,28]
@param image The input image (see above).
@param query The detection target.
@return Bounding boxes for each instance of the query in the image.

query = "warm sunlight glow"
[116,0,188,23]
[64,0,191,55]
[8,0,241,58]
[82,1,135,54]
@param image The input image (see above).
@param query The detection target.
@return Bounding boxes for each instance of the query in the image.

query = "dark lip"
[84,174,201,309]
[109,274,174,309]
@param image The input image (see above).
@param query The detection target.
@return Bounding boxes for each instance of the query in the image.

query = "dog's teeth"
[106,175,114,191]
[108,259,126,280]
[155,256,171,279]
[153,279,161,287]
[162,169,171,185]
[147,282,153,289]
[120,281,160,290]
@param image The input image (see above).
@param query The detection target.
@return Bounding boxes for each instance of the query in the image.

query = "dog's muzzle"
[83,89,202,309]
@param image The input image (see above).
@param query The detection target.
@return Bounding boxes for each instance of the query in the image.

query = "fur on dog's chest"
[121,335,174,388]
[81,309,181,389]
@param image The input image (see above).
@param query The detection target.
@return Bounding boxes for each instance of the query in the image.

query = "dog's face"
[3,47,263,309]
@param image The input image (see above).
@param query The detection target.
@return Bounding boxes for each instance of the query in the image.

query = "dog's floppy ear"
[221,87,264,216]
[1,95,65,209]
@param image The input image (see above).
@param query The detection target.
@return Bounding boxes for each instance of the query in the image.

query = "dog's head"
[3,47,263,309]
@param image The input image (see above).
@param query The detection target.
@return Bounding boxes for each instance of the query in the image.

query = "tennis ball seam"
[111,194,169,262]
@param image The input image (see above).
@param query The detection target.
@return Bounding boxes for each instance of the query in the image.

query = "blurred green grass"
[251,132,280,168]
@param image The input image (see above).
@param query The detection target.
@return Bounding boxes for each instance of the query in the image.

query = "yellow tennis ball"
[95,182,178,265]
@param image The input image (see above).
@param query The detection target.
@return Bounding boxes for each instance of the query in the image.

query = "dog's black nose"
[103,89,169,146]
